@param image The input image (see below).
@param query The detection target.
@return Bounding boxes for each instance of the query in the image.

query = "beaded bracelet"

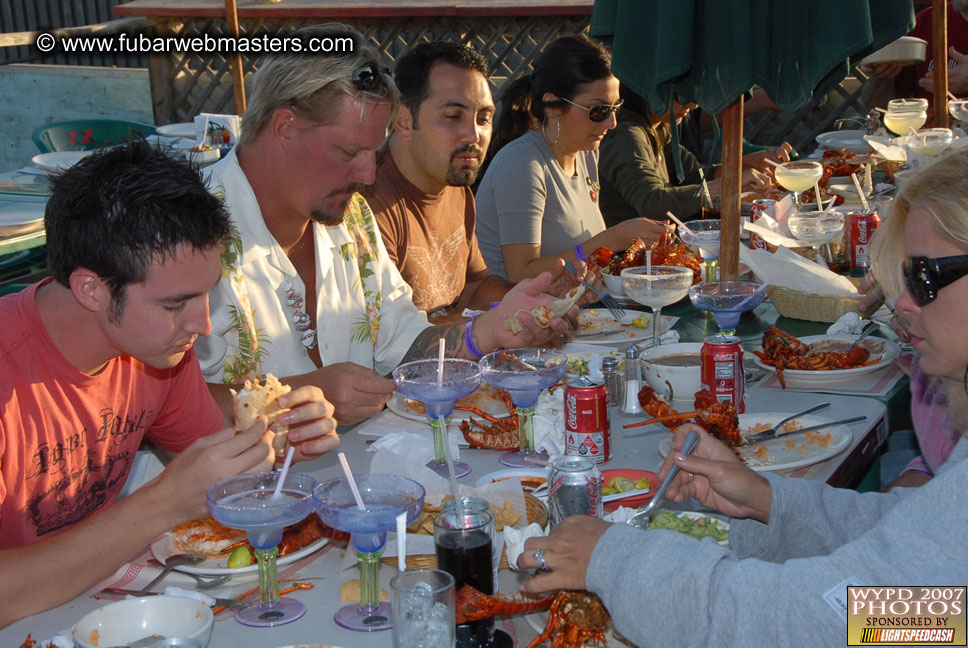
[574,243,587,262]
[464,314,485,359]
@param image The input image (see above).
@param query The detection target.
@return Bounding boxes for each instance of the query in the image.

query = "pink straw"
[665,210,695,237]
[271,445,296,499]
[436,338,445,385]
[338,452,367,511]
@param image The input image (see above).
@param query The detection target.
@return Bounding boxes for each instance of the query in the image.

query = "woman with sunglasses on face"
[513,151,968,645]
[474,34,671,282]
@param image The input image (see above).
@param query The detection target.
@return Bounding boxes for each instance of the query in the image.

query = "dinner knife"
[97,588,246,608]
[743,415,867,445]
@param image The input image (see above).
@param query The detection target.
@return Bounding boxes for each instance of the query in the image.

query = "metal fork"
[562,260,625,321]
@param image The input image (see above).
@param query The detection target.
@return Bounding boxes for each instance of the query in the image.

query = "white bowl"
[639,342,703,404]
[73,596,214,648]
[861,36,927,66]
[600,270,626,297]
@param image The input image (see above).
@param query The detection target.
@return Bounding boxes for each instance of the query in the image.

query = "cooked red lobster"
[624,387,743,447]
[754,325,874,388]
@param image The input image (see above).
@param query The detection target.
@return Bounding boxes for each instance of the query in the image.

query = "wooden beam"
[225,0,247,115]
[933,0,949,127]
[0,17,148,49]
[720,96,744,279]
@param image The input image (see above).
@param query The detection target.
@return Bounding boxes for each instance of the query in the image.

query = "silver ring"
[533,548,547,571]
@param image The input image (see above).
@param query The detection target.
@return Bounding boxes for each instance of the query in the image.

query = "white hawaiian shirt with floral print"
[196,149,430,384]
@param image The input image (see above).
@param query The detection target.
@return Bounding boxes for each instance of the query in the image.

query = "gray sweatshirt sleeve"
[585,440,968,647]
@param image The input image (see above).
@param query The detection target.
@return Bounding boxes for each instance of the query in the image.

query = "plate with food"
[156,122,197,139]
[751,332,901,388]
[658,411,853,472]
[151,514,331,576]
[648,510,729,545]
[565,349,623,378]
[475,468,549,495]
[387,380,511,424]
[576,309,660,345]
[524,592,635,647]
[814,131,870,155]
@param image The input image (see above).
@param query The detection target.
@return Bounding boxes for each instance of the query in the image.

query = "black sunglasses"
[902,254,968,306]
[560,97,624,122]
[350,64,390,95]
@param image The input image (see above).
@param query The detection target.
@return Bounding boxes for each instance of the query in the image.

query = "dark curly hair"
[394,41,489,124]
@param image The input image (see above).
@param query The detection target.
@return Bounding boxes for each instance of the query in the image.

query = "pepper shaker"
[622,345,644,415]
[601,356,622,406]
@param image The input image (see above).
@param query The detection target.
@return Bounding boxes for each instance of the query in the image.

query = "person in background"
[198,24,585,426]
[598,85,786,226]
[475,33,671,282]
[518,150,968,645]
[362,42,514,321]
[0,139,338,627]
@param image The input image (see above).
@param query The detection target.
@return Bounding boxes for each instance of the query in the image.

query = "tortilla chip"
[491,498,521,531]
[340,578,387,602]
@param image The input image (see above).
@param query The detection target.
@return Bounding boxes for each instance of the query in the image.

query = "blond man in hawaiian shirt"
[197,24,587,425]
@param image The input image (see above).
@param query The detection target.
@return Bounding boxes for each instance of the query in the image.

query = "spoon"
[135,554,205,596]
[627,429,699,529]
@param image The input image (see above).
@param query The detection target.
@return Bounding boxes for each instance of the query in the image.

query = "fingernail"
[279,412,294,424]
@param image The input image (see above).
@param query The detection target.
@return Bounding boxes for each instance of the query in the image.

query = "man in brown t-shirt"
[363,42,513,321]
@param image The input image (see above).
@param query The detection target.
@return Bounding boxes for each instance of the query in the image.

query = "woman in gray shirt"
[475,34,670,282]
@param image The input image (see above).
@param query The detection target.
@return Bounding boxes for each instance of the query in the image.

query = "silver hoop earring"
[963,365,968,398]
[545,118,560,145]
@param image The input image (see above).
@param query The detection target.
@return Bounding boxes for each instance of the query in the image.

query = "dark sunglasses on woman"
[903,254,968,306]
[560,97,624,122]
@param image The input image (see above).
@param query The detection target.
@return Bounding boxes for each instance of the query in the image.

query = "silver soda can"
[548,455,603,525]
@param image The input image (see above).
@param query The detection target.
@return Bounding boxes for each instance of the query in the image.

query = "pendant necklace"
[282,280,317,350]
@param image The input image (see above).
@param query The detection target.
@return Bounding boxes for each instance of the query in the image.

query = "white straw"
[850,172,870,211]
[697,168,714,208]
[646,249,652,274]
[822,194,838,215]
[271,446,296,499]
[665,210,695,236]
[436,338,445,386]
[764,158,780,167]
[396,511,408,572]
[338,452,367,511]
[734,280,771,311]
[813,183,823,211]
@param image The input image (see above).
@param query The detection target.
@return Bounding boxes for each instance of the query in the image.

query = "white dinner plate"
[31,151,91,172]
[156,122,197,139]
[150,535,328,577]
[576,308,669,346]
[386,381,512,424]
[815,130,870,154]
[475,468,549,492]
[750,335,901,387]
[658,412,853,472]
[0,209,44,237]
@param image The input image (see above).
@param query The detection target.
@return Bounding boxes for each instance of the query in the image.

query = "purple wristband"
[464,315,484,359]
[904,468,933,478]
[574,243,587,262]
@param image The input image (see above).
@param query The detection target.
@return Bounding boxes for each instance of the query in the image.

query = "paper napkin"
[740,245,858,296]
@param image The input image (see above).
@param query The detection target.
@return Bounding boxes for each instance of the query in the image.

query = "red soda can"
[748,199,775,251]
[848,209,881,270]
[564,377,611,463]
[700,334,746,413]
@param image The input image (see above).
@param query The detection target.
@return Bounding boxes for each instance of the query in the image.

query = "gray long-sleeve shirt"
[587,437,968,647]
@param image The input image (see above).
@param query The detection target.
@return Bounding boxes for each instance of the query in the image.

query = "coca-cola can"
[564,377,611,463]
[700,334,745,413]
[548,455,603,525]
[748,199,775,251]
[848,209,881,269]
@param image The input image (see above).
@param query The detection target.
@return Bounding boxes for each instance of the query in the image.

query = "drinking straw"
[850,172,870,211]
[646,249,652,274]
[733,280,771,311]
[665,210,695,237]
[875,107,887,113]
[697,168,714,209]
[813,182,823,211]
[948,90,958,101]
[764,158,779,167]
[271,446,296,499]
[436,337,445,385]
[822,194,838,215]
[396,511,408,572]
[338,452,367,511]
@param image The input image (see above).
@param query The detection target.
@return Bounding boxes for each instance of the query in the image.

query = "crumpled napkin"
[366,428,461,466]
[603,506,641,524]
[39,633,72,648]
[827,311,863,335]
[503,522,546,571]
[742,212,802,249]
[740,245,859,296]
[533,390,565,456]
[163,586,216,607]
[865,134,908,162]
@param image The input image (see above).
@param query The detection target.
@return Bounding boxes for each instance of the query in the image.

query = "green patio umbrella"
[591,0,915,276]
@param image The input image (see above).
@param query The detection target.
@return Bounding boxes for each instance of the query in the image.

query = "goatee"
[310,183,365,225]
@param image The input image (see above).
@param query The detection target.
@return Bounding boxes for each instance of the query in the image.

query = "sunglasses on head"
[350,64,390,95]
[560,97,624,122]
[902,254,968,306]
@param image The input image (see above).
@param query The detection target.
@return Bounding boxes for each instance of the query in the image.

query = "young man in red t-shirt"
[0,140,338,626]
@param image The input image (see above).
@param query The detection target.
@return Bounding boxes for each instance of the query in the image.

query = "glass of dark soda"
[434,507,496,643]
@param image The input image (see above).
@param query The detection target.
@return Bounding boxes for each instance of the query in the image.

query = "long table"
[1,369,888,646]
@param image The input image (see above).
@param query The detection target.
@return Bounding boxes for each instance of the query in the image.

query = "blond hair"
[239,23,399,146]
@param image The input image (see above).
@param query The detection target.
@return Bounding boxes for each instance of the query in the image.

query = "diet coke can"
[748,198,775,251]
[564,377,611,463]
[848,209,881,270]
[700,334,746,413]
[549,455,603,525]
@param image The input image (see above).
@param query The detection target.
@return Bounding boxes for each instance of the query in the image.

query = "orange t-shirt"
[364,148,489,313]
[0,281,224,548]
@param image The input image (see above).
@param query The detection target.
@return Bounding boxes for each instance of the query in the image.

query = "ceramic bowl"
[73,596,214,648]
[601,468,659,513]
[600,269,626,297]
[639,342,703,405]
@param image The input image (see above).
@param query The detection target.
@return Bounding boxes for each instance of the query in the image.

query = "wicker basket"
[381,493,548,571]
[767,279,880,323]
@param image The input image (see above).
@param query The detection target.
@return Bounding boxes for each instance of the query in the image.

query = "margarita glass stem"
[358,550,381,614]
[703,260,718,284]
[651,307,663,347]
[254,546,280,607]
[516,405,536,454]
[429,417,449,466]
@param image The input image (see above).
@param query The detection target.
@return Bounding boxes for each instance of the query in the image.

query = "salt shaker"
[622,345,644,415]
[601,356,622,406]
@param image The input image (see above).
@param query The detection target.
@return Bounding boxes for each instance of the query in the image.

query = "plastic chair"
[32,119,156,153]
